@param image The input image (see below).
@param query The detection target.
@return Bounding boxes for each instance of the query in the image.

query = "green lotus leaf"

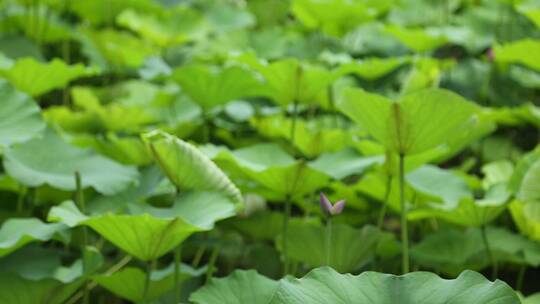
[523,292,540,304]
[516,0,540,29]
[0,58,98,97]
[0,248,84,304]
[190,269,279,304]
[510,147,540,202]
[406,165,472,206]
[3,129,139,195]
[408,186,509,227]
[510,200,540,242]
[117,7,209,47]
[494,39,540,72]
[291,0,393,36]
[336,56,410,80]
[142,130,242,204]
[385,25,448,52]
[309,148,383,180]
[69,0,160,25]
[226,211,283,241]
[191,267,520,304]
[49,191,235,261]
[337,87,481,156]
[93,263,205,302]
[234,55,335,106]
[172,64,265,110]
[78,27,159,68]
[0,80,45,146]
[0,218,67,258]
[250,114,355,157]
[1,6,71,44]
[210,143,330,199]
[278,221,383,273]
[411,227,540,276]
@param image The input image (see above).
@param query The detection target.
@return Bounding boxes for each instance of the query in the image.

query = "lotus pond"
[1,0,540,303]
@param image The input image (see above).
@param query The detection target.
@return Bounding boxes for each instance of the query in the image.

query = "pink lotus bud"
[320,192,346,216]
[487,48,495,61]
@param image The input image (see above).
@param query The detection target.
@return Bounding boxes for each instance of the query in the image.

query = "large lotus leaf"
[406,165,472,206]
[494,39,540,72]
[385,25,448,52]
[210,143,330,199]
[278,221,383,273]
[516,0,540,29]
[142,130,242,204]
[0,218,67,258]
[72,133,153,166]
[291,0,393,36]
[509,148,540,202]
[93,262,205,302]
[172,65,264,110]
[3,129,139,195]
[524,293,540,304]
[0,80,44,146]
[338,87,480,155]
[336,56,410,80]
[84,214,199,261]
[69,0,160,25]
[408,186,509,227]
[250,114,355,157]
[309,149,383,180]
[0,58,97,97]
[49,191,235,261]
[0,272,82,304]
[191,269,279,304]
[234,55,335,106]
[191,267,520,304]
[117,8,209,47]
[510,200,540,242]
[411,227,540,276]
[79,27,159,68]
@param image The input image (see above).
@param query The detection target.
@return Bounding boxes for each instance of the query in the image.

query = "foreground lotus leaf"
[0,218,67,258]
[411,227,540,275]
[0,80,45,146]
[0,58,98,97]
[278,222,383,273]
[49,191,235,261]
[143,130,242,204]
[191,267,520,304]
[93,262,205,302]
[0,246,84,304]
[494,39,540,72]
[3,129,139,195]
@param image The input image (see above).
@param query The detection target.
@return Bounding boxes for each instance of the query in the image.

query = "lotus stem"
[377,175,393,229]
[481,225,498,280]
[290,99,299,148]
[192,244,206,267]
[16,186,26,214]
[174,245,182,303]
[282,194,292,275]
[399,153,409,274]
[516,265,526,291]
[325,217,332,266]
[143,259,156,302]
[75,171,89,304]
[205,246,221,282]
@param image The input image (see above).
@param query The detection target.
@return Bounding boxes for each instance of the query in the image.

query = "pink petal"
[331,200,346,215]
[319,192,333,215]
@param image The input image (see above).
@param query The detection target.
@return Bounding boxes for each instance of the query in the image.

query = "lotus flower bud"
[319,192,346,216]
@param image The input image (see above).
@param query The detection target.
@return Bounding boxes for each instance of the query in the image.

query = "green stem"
[143,260,156,302]
[481,225,498,280]
[325,217,332,266]
[192,244,206,267]
[516,265,526,291]
[206,246,220,282]
[290,100,299,148]
[75,172,89,304]
[174,245,182,303]
[377,175,392,229]
[282,194,292,275]
[399,154,409,274]
[16,186,27,214]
